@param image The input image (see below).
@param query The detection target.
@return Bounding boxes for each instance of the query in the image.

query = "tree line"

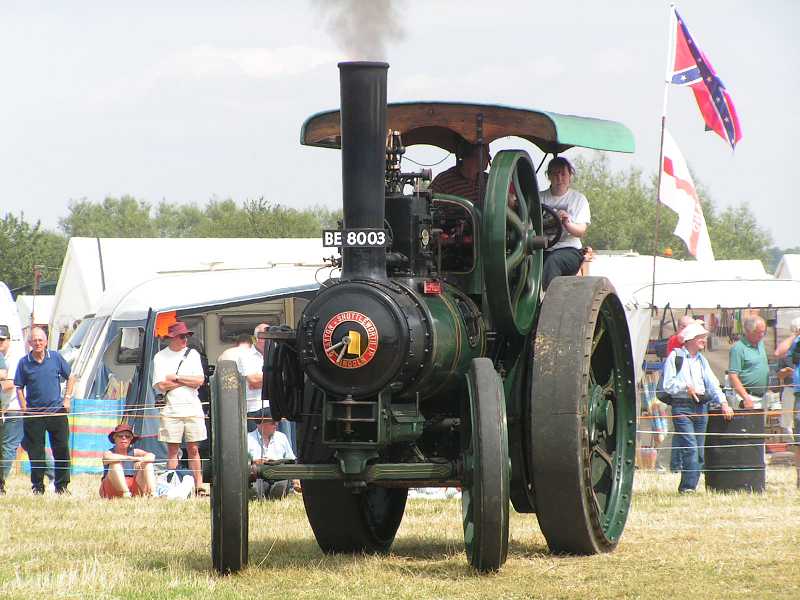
[1,158,795,291]
[571,154,787,263]
[1,198,341,291]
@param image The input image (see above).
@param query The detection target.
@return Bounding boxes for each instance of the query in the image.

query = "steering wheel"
[483,150,549,337]
[541,204,564,249]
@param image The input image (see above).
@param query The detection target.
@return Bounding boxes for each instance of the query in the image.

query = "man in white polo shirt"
[217,331,265,432]
[152,321,206,494]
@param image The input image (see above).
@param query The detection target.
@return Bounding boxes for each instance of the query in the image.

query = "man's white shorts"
[158,415,207,444]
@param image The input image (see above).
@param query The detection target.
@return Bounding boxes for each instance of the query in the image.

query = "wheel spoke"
[506,243,525,272]
[591,320,606,356]
[512,169,529,223]
[506,206,525,237]
[593,444,614,470]
[591,446,614,511]
[510,257,530,314]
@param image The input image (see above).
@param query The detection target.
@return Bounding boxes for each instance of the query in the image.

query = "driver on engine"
[430,141,490,205]
[539,156,590,290]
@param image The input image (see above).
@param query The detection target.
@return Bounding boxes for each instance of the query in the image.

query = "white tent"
[15,294,55,332]
[775,254,800,280]
[0,283,23,342]
[584,252,789,383]
[586,252,770,304]
[49,237,330,348]
[629,279,800,310]
[0,283,25,397]
[774,254,800,332]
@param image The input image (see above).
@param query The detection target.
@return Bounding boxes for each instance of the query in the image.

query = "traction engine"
[210,61,637,574]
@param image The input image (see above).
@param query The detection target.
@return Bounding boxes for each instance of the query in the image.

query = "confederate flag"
[668,8,742,150]
[659,128,715,262]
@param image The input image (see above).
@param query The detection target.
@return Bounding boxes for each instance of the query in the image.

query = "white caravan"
[49,237,328,349]
[67,264,330,473]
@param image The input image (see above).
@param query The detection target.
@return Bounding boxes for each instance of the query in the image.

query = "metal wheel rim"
[530,277,636,554]
[585,296,636,542]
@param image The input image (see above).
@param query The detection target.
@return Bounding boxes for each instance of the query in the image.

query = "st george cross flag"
[659,128,714,261]
[668,8,742,150]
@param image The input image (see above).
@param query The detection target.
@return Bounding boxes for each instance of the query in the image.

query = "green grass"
[1,467,799,599]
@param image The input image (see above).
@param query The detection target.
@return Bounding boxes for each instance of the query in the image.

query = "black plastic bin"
[705,409,765,493]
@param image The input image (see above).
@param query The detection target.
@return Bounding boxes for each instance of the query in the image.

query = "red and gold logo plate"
[322,311,379,369]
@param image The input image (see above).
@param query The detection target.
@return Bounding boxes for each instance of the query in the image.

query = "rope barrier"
[6,400,800,422]
[2,457,791,474]
[0,406,309,421]
[639,407,800,421]
[637,429,795,439]
[635,437,795,448]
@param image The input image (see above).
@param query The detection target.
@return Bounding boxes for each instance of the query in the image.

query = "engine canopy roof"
[301,102,635,155]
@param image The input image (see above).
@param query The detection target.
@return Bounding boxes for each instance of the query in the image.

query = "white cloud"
[587,47,638,76]
[170,45,337,80]
[87,44,338,109]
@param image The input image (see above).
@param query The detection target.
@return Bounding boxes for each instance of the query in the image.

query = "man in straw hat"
[152,321,207,495]
[100,423,155,498]
[662,321,733,493]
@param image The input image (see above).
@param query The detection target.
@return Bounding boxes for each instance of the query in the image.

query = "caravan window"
[88,319,146,403]
[71,317,108,380]
[117,327,145,364]
[64,318,94,351]
[219,314,281,342]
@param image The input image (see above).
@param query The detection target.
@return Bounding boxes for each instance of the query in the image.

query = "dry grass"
[1,467,799,600]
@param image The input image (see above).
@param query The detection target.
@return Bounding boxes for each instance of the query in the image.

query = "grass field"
[1,467,798,600]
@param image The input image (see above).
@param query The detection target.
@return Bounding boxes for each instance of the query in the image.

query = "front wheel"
[211,360,249,574]
[461,358,510,572]
[530,277,636,554]
[299,388,407,555]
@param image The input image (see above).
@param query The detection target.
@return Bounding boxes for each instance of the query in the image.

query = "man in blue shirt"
[14,327,75,495]
[663,322,733,493]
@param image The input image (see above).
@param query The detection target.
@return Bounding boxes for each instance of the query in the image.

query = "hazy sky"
[2,1,797,248]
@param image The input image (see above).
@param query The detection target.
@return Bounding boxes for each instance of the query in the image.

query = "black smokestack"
[338,61,388,281]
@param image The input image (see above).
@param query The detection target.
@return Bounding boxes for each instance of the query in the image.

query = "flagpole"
[651,3,677,311]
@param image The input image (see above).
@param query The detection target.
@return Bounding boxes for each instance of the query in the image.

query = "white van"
[68,265,327,473]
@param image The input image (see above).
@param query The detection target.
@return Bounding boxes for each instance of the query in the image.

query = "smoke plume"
[315,0,405,60]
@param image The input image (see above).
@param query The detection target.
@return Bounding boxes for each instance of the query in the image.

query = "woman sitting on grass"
[100,423,155,498]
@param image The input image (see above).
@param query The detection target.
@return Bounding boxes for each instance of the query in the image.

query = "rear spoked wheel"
[461,358,510,572]
[531,277,636,554]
